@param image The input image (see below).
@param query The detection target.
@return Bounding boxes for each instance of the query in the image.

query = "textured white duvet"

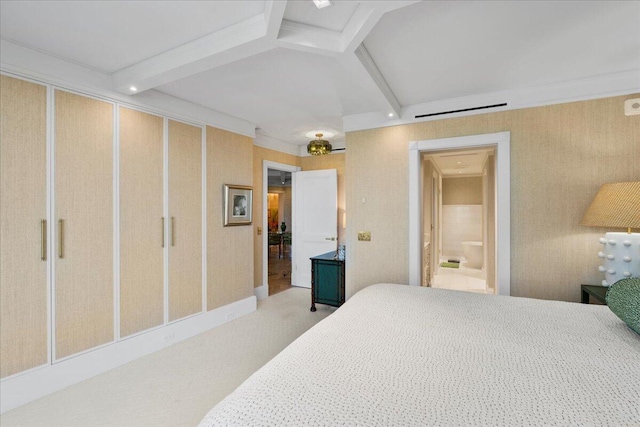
[199,284,640,426]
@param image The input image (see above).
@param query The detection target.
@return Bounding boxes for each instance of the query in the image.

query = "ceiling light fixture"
[307,133,332,156]
[129,86,138,92]
[388,113,394,117]
[312,0,333,9]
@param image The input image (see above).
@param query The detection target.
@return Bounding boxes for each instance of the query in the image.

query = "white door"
[292,169,338,288]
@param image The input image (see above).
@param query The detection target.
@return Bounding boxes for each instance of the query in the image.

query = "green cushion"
[606,278,640,334]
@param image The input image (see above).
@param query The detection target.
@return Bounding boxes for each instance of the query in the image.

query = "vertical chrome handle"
[161,217,165,248]
[58,219,64,259]
[171,216,175,247]
[41,219,47,261]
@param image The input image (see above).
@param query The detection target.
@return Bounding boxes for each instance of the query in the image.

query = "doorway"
[408,132,510,295]
[267,171,292,295]
[262,161,300,297]
[423,148,496,294]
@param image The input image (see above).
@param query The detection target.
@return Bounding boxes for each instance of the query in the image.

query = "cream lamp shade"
[581,181,640,286]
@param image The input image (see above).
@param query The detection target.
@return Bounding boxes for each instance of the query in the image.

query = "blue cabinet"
[310,251,345,311]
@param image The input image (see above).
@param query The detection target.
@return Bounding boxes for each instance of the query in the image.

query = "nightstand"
[310,251,345,312]
[581,284,608,304]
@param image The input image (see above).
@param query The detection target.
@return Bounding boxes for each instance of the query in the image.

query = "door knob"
[325,237,336,241]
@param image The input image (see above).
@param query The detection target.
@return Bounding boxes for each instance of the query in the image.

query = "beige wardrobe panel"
[55,90,114,359]
[168,120,202,321]
[0,75,48,378]
[119,107,164,337]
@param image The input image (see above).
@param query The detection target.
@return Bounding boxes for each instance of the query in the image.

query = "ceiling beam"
[352,43,401,116]
[111,0,413,121]
[113,0,288,95]
[264,0,288,39]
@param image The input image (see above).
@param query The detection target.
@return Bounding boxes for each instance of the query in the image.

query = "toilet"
[461,241,483,269]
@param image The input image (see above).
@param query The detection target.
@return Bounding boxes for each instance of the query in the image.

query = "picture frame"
[224,184,253,226]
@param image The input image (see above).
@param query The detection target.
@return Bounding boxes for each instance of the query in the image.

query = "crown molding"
[254,132,301,156]
[343,69,640,132]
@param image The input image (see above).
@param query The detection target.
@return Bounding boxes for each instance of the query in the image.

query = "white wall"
[441,205,482,260]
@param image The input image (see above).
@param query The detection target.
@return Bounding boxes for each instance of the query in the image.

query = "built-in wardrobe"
[0,74,204,378]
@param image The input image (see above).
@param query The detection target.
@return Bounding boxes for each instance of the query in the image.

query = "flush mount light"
[129,86,138,92]
[312,0,333,9]
[388,113,394,117]
[307,133,332,156]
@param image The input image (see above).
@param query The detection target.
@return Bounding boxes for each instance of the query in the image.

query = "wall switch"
[358,231,371,241]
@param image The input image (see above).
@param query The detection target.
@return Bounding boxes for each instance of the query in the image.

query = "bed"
[199,283,640,426]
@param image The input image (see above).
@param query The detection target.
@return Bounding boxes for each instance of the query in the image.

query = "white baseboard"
[0,295,256,414]
[254,284,268,300]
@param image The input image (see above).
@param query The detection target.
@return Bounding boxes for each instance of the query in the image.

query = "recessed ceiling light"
[388,113,394,117]
[313,0,333,9]
[129,86,138,92]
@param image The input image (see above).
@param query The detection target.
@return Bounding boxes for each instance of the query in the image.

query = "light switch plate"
[358,231,371,241]
[624,98,640,116]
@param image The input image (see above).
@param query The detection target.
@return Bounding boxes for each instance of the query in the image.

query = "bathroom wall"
[441,177,483,259]
[442,177,483,205]
[442,205,483,259]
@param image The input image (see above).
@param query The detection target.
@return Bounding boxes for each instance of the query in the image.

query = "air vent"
[415,103,507,119]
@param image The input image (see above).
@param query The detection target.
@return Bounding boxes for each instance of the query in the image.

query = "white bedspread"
[199,284,640,426]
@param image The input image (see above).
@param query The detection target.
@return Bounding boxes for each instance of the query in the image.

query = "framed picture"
[224,184,253,226]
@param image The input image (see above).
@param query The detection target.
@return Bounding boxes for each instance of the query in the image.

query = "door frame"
[261,160,300,298]
[408,131,510,295]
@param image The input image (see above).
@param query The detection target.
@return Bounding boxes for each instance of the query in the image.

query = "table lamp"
[580,181,640,286]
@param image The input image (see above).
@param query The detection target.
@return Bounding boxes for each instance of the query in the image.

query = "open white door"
[292,169,338,288]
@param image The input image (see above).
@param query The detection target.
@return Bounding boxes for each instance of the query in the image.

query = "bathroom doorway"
[422,147,497,294]
[408,132,510,295]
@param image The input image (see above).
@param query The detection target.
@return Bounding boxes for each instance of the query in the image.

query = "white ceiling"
[1,1,638,149]
[427,148,493,177]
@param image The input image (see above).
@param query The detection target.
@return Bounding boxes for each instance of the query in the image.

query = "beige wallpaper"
[252,147,300,287]
[207,127,255,309]
[55,90,114,359]
[442,177,483,205]
[346,94,640,302]
[119,107,164,337]
[167,120,202,321]
[0,75,48,377]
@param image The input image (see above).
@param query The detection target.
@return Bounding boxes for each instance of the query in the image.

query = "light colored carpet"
[0,287,334,427]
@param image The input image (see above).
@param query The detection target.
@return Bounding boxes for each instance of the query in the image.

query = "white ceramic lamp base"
[598,232,640,286]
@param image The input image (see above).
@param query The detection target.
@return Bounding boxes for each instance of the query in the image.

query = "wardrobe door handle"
[41,220,47,261]
[161,217,165,248]
[58,219,64,259]
[171,217,175,247]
